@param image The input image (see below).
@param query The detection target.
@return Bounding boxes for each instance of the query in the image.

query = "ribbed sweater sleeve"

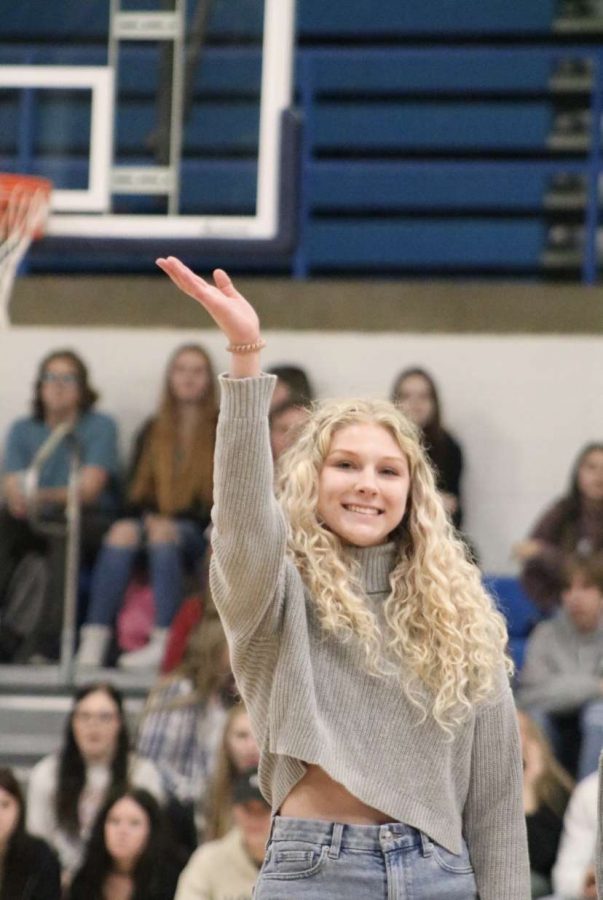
[210,374,286,642]
[463,679,530,899]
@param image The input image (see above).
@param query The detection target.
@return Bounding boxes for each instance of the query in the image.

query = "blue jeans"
[86,518,206,628]
[254,817,478,900]
[526,701,603,781]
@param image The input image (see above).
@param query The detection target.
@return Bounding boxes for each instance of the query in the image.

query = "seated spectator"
[136,612,235,843]
[0,349,119,662]
[204,704,260,842]
[514,443,603,613]
[77,344,217,671]
[390,367,464,529]
[266,364,314,411]
[516,554,603,780]
[269,399,311,462]
[174,767,270,900]
[0,766,61,900]
[517,710,574,897]
[69,787,183,900]
[27,682,163,884]
[552,770,598,900]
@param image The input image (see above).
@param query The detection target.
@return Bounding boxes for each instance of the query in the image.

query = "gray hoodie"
[517,610,603,714]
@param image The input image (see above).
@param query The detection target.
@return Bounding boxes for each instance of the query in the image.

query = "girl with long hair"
[77,343,217,670]
[514,442,603,612]
[0,767,61,900]
[204,703,260,842]
[136,610,237,844]
[155,257,530,899]
[517,710,574,897]
[390,367,464,529]
[26,683,163,882]
[69,788,182,900]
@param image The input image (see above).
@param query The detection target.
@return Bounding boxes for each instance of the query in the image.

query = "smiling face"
[317,422,410,547]
[104,796,150,871]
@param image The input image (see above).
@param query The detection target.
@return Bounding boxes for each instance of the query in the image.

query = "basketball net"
[0,174,52,327]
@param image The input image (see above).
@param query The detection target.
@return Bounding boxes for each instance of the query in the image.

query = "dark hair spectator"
[515,442,603,612]
[27,682,163,881]
[77,343,217,672]
[69,787,183,900]
[266,364,314,410]
[0,348,119,662]
[32,349,99,420]
[0,766,61,900]
[269,399,311,462]
[516,553,603,780]
[390,366,464,529]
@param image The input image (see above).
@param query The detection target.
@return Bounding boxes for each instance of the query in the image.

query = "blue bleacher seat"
[298,0,556,37]
[483,575,545,671]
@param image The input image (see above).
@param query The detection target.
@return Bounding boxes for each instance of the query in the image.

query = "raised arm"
[156,259,288,642]
[156,258,263,377]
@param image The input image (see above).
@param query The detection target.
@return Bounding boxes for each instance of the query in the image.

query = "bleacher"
[1,0,602,277]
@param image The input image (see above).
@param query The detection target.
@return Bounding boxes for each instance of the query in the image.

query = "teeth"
[346,505,380,516]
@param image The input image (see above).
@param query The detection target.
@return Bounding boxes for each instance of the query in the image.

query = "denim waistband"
[270,816,432,856]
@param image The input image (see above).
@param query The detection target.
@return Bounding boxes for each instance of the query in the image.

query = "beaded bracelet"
[226,338,266,354]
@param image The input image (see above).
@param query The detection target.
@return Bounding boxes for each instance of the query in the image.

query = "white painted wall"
[1,327,601,574]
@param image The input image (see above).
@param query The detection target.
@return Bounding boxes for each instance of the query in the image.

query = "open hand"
[156,257,261,346]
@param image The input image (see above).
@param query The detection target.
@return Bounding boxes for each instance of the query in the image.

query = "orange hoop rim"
[0,173,52,194]
[0,173,52,241]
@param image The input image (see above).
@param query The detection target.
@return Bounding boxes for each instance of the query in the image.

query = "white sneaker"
[117,628,168,671]
[76,625,111,668]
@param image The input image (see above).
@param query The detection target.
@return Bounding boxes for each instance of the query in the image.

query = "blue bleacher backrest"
[483,575,545,672]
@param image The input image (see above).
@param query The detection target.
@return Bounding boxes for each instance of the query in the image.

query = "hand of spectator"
[522,737,544,814]
[511,539,545,562]
[156,258,261,347]
[522,737,544,785]
[581,865,597,899]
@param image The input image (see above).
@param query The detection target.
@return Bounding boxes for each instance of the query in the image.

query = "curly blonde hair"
[277,397,511,735]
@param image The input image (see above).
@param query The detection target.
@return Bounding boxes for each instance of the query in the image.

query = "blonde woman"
[204,703,260,842]
[78,343,217,670]
[517,710,573,897]
[156,257,530,900]
[136,614,233,812]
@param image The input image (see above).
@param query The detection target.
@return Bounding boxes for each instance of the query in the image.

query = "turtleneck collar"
[347,541,398,595]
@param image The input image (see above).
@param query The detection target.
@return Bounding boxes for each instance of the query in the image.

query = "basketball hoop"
[0,173,52,327]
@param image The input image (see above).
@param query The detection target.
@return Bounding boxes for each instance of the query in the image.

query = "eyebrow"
[327,448,406,464]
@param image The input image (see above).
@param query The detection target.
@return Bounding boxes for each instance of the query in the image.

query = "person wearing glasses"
[0,349,120,662]
[26,682,163,889]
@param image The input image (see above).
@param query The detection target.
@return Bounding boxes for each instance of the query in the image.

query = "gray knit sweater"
[210,374,530,899]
